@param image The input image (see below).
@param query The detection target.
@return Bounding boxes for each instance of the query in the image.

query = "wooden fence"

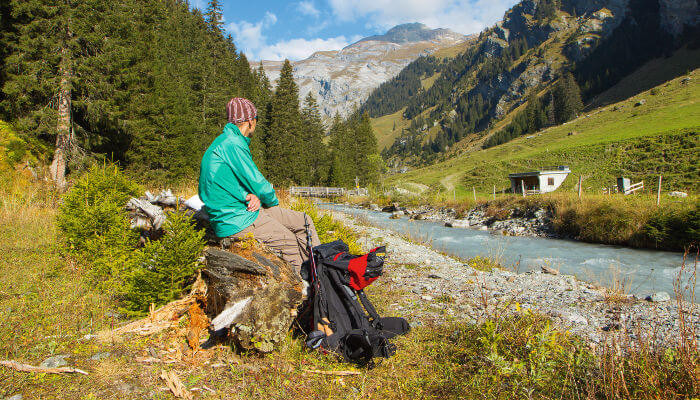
[289,187,368,198]
[624,181,644,195]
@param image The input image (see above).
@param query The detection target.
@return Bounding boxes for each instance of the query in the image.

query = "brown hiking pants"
[230,206,321,272]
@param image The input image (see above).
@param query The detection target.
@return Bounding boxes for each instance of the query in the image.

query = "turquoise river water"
[321,204,698,302]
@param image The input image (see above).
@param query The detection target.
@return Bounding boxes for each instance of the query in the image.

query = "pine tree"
[0,0,16,108]
[553,72,583,124]
[0,0,110,188]
[205,0,224,33]
[1,0,262,183]
[266,60,304,185]
[301,93,330,185]
[249,64,273,174]
[352,112,379,186]
[327,114,352,187]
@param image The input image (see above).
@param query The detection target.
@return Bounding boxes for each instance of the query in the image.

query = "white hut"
[509,166,571,195]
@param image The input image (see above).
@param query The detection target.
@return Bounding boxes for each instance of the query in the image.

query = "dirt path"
[439,172,461,191]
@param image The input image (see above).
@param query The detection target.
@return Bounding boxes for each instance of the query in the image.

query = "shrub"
[290,198,361,254]
[642,201,700,250]
[118,211,205,316]
[57,164,141,253]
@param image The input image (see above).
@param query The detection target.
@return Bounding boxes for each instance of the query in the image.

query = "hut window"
[548,177,555,186]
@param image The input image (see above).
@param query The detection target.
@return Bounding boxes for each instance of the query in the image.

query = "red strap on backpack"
[334,247,382,290]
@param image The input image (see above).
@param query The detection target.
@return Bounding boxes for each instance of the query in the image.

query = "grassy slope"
[588,47,700,109]
[386,67,700,195]
[371,108,409,150]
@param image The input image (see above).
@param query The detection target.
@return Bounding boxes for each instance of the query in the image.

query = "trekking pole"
[304,215,318,288]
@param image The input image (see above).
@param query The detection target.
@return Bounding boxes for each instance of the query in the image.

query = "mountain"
[385,65,699,194]
[361,0,699,168]
[357,22,460,44]
[258,23,470,123]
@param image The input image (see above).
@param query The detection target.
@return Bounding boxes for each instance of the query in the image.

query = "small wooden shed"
[509,166,571,195]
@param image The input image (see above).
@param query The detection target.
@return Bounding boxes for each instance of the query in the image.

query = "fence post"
[493,185,496,200]
[473,187,477,202]
[521,179,525,198]
[453,189,456,201]
[656,175,662,206]
[578,176,582,201]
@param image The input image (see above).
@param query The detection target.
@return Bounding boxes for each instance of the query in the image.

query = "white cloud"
[327,0,517,35]
[257,36,353,60]
[263,11,277,25]
[228,12,278,58]
[229,12,353,61]
[227,0,518,61]
[297,1,320,17]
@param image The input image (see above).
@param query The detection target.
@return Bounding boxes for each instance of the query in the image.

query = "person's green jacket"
[198,123,278,237]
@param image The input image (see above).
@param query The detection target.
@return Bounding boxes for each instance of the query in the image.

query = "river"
[321,204,697,302]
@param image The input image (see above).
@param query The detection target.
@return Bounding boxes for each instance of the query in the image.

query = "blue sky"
[190,0,518,61]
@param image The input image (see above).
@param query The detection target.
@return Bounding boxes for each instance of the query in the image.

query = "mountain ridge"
[258,24,471,124]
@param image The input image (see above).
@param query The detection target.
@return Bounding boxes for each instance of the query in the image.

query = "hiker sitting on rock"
[198,97,321,271]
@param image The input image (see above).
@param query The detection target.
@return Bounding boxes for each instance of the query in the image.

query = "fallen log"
[304,369,362,376]
[160,369,193,400]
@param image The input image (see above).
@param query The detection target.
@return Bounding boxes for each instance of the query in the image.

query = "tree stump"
[202,241,305,352]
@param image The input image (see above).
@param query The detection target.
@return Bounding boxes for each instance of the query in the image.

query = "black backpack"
[300,240,410,366]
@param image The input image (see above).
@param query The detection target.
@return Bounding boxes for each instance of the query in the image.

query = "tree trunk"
[49,28,73,190]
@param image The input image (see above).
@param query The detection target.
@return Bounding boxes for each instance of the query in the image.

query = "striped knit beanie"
[226,97,257,124]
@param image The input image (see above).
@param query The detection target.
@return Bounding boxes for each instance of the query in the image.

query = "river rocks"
[647,292,671,302]
[382,204,399,213]
[40,355,68,368]
[410,203,557,238]
[541,265,559,275]
[390,211,404,219]
[445,220,470,228]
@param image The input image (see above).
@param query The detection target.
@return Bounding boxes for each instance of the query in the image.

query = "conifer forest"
[0,0,380,187]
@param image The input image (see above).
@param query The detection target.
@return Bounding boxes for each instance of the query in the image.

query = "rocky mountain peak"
[356,23,465,44]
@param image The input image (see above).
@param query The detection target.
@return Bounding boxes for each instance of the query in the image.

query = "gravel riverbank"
[370,203,560,238]
[329,210,699,350]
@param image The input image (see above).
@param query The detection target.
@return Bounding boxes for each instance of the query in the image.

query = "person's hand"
[246,193,260,212]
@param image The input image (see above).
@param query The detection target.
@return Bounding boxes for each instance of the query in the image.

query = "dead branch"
[303,369,362,376]
[160,369,193,400]
[0,360,88,375]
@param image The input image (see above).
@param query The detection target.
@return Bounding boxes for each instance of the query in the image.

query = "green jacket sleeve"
[219,139,279,208]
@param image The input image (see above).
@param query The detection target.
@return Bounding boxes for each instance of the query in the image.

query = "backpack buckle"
[306,330,326,349]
